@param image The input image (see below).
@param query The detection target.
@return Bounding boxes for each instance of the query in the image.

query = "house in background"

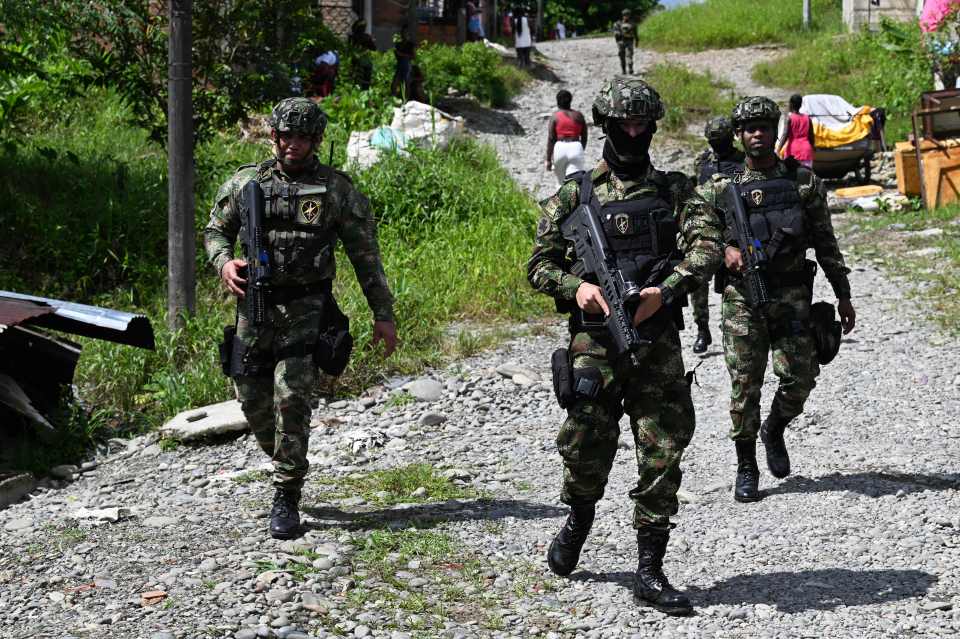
[842,0,923,31]
[319,0,497,49]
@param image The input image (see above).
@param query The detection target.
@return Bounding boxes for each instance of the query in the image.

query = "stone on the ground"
[404,378,444,402]
[161,399,248,441]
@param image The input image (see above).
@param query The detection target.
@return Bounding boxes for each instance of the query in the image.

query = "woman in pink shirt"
[776,94,815,168]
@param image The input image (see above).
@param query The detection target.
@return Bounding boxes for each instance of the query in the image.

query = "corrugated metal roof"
[0,298,54,334]
[0,291,154,349]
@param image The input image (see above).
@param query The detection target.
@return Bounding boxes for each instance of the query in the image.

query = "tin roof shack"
[0,292,155,506]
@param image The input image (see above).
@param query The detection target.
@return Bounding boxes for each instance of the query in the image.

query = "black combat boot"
[269,487,302,539]
[692,322,712,354]
[734,440,761,502]
[547,503,596,576]
[760,411,792,479]
[633,526,692,615]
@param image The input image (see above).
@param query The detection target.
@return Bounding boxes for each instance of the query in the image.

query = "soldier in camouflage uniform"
[613,9,637,75]
[204,98,397,539]
[688,116,745,354]
[528,77,722,615]
[685,97,855,503]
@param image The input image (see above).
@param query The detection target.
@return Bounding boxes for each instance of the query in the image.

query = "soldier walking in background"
[688,116,745,353]
[613,9,637,75]
[686,97,855,504]
[528,77,722,615]
[204,98,397,539]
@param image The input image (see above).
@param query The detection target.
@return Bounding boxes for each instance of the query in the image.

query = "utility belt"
[715,259,817,295]
[218,279,354,379]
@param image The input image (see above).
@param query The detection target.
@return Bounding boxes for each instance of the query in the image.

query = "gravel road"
[2,37,959,639]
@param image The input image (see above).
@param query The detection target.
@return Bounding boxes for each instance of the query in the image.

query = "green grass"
[638,0,843,51]
[841,202,960,333]
[752,22,931,142]
[644,62,737,132]
[318,463,477,506]
[0,81,546,461]
[231,469,270,485]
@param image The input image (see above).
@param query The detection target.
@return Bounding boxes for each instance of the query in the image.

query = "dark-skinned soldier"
[688,116,745,354]
[528,77,723,615]
[685,97,856,502]
[204,98,397,539]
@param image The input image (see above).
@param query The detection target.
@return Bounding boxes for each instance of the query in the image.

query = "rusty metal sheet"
[0,291,154,349]
[0,298,54,334]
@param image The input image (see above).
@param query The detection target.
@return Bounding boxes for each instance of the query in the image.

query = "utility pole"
[167,0,195,330]
[802,0,811,29]
[536,0,544,40]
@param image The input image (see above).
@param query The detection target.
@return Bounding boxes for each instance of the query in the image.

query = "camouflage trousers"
[233,293,325,491]
[721,282,820,441]
[617,41,635,73]
[556,327,696,527]
[690,278,710,327]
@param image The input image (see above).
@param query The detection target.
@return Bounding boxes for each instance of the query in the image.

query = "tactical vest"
[698,154,744,186]
[239,160,336,280]
[735,175,807,272]
[569,172,684,336]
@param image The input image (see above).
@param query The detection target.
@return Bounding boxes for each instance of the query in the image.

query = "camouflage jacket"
[527,161,723,305]
[203,156,395,322]
[689,159,852,299]
[692,147,745,185]
[613,20,637,42]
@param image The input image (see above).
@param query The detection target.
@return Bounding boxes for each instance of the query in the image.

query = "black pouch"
[219,325,236,377]
[572,366,603,400]
[551,348,575,408]
[314,295,354,376]
[713,268,728,294]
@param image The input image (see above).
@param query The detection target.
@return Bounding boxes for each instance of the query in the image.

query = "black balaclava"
[708,137,736,158]
[603,120,656,179]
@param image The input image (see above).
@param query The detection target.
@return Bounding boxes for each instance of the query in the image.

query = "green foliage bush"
[2,90,546,431]
[417,43,527,107]
[638,0,842,51]
[752,20,931,142]
[645,63,737,131]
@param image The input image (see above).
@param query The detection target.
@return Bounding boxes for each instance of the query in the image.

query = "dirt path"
[2,37,959,639]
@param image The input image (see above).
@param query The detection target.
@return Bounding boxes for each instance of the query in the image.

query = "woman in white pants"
[545,90,588,185]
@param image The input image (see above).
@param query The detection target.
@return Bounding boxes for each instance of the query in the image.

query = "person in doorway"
[545,89,588,185]
[467,1,486,41]
[776,94,815,169]
[514,7,533,68]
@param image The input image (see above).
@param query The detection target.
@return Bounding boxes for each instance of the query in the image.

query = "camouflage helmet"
[269,97,328,136]
[592,77,665,128]
[622,8,631,15]
[810,302,842,365]
[731,96,781,128]
[703,116,734,142]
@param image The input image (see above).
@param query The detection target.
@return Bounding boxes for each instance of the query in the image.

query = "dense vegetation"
[637,0,843,51]
[1,6,541,471]
[752,20,931,142]
[543,0,659,34]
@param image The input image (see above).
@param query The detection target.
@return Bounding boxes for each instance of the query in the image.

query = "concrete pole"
[803,0,812,29]
[167,0,195,329]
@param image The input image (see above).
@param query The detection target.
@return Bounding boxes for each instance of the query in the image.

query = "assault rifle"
[723,183,770,310]
[560,194,650,367]
[240,180,271,326]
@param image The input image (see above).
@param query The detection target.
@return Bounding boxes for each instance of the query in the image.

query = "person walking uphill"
[204,98,398,540]
[776,94,815,168]
[528,77,723,615]
[689,116,745,354]
[613,9,637,75]
[687,96,855,504]
[545,90,588,186]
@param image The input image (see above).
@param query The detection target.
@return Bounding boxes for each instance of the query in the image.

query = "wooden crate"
[896,138,960,202]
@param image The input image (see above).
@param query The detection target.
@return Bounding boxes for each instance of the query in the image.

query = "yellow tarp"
[813,106,874,148]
